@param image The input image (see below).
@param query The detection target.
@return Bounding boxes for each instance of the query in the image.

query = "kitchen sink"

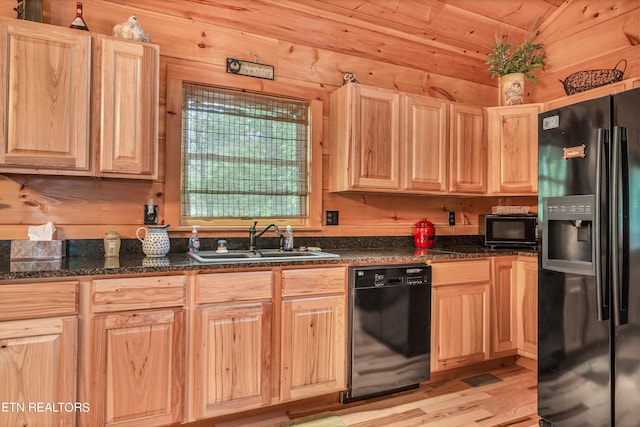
[188,249,339,263]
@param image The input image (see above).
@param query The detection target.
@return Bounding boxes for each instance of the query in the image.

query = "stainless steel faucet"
[249,221,282,251]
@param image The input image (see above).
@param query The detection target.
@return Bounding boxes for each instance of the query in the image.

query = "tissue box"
[10,240,67,260]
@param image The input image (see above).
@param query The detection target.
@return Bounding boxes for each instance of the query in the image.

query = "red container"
[413,219,435,249]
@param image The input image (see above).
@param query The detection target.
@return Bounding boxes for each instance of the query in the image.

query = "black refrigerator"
[537,87,640,426]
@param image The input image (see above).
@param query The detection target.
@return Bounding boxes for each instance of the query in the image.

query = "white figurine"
[112,15,151,43]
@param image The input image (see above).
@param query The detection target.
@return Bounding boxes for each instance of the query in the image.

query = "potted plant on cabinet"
[486,29,546,105]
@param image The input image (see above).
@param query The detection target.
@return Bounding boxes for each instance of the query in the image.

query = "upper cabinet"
[449,103,486,193]
[486,104,541,195]
[0,18,91,175]
[402,95,448,192]
[330,83,478,195]
[0,18,159,179]
[93,35,159,179]
[330,84,401,191]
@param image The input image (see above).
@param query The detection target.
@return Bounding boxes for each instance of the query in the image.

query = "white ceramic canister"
[136,224,170,257]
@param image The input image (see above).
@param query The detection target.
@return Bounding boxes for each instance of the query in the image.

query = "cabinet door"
[449,103,486,193]
[280,295,346,401]
[85,309,183,427]
[402,95,448,192]
[0,317,77,427]
[0,18,90,174]
[487,104,540,195]
[192,302,272,418]
[516,259,538,358]
[492,257,517,356]
[330,84,400,191]
[432,283,490,371]
[94,35,159,179]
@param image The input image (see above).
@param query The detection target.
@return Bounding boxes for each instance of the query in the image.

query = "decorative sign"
[563,144,587,159]
[226,58,274,80]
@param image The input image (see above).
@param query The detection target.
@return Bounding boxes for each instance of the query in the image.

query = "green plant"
[486,31,547,83]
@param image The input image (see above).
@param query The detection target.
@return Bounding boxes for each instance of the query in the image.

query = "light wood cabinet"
[0,18,159,179]
[491,257,517,357]
[83,275,186,427]
[330,83,487,195]
[190,271,273,419]
[280,267,346,401]
[402,94,448,192]
[0,281,79,427]
[330,83,400,191]
[449,103,486,193]
[515,258,538,358]
[430,260,491,372]
[93,34,159,179]
[486,104,541,195]
[0,18,91,175]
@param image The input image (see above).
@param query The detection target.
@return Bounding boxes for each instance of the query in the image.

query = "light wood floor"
[216,363,539,427]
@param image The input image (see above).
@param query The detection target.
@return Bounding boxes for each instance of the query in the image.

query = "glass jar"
[104,231,121,257]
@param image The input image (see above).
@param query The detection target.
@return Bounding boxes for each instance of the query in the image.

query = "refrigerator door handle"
[595,128,608,321]
[611,125,629,326]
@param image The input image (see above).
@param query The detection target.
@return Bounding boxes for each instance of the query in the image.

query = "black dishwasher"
[340,264,431,403]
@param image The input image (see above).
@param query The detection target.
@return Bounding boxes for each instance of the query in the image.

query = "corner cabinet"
[0,281,79,427]
[486,104,541,195]
[430,259,491,372]
[82,275,185,427]
[280,267,347,401]
[93,34,159,179]
[0,18,91,175]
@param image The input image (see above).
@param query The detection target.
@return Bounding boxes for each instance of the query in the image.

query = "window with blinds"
[181,83,310,222]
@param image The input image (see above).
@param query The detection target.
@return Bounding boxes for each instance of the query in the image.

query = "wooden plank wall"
[0,0,635,240]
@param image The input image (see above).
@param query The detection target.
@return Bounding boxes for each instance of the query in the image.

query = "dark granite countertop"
[0,243,537,281]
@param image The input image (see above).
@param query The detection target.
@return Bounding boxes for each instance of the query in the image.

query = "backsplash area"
[0,235,484,261]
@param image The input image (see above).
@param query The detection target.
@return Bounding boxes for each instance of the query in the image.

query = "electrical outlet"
[144,205,158,225]
[448,211,455,226]
[326,210,339,225]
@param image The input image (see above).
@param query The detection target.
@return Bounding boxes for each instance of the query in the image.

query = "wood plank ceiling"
[105,0,563,87]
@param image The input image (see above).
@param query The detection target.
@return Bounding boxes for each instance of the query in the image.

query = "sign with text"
[226,58,274,80]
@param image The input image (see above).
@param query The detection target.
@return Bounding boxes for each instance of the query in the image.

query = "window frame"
[165,64,323,232]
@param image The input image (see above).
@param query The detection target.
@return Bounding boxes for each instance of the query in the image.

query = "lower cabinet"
[82,275,186,427]
[492,257,517,357]
[430,260,491,372]
[280,267,347,401]
[190,270,273,419]
[0,281,78,427]
[515,258,538,358]
[188,267,347,421]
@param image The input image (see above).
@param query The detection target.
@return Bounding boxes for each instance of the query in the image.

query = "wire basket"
[560,59,627,96]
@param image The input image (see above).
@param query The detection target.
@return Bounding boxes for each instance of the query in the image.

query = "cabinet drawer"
[0,281,78,321]
[197,271,272,304]
[431,260,490,285]
[92,275,186,313]
[282,267,346,297]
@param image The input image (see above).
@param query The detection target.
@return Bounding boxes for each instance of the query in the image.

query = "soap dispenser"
[284,225,294,251]
[188,225,200,252]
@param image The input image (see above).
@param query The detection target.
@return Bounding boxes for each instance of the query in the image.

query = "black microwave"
[485,214,538,248]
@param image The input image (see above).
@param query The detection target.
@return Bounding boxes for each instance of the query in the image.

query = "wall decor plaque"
[226,58,274,80]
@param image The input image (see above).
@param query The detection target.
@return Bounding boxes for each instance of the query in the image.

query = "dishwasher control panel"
[352,264,432,288]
